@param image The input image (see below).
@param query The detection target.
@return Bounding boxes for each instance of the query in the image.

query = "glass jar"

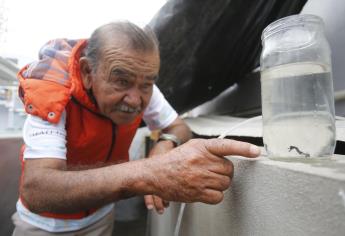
[260,14,336,159]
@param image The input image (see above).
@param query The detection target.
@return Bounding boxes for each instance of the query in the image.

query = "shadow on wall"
[0,138,23,235]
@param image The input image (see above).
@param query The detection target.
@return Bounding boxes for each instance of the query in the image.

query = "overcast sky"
[0,0,166,67]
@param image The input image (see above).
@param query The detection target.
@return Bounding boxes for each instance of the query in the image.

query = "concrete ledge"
[184,115,345,142]
[0,132,22,139]
[149,154,345,236]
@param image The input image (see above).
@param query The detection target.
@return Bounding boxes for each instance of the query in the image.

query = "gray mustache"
[113,104,142,113]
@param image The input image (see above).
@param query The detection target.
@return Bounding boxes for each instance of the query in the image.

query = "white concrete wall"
[149,155,345,236]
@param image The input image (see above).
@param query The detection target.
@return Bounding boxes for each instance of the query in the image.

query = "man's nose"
[123,88,142,107]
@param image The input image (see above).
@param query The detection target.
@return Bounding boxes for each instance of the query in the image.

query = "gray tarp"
[150,0,307,113]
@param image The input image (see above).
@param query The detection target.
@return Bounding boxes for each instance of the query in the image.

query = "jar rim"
[262,14,325,41]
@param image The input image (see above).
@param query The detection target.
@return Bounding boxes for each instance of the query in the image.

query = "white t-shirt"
[18,84,178,232]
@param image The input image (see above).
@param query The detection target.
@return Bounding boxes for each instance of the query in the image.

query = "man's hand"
[146,138,260,204]
[145,140,174,214]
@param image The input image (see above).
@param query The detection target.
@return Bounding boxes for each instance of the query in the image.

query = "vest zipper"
[105,123,116,162]
[71,97,117,162]
[70,97,117,216]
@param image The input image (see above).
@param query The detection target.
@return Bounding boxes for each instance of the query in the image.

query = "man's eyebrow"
[145,75,158,81]
[111,68,133,77]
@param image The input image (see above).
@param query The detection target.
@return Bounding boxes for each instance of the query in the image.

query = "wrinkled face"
[84,42,160,124]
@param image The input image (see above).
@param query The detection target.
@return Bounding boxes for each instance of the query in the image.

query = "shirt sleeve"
[23,111,67,160]
[143,85,178,130]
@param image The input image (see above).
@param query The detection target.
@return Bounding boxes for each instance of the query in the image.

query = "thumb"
[204,139,260,158]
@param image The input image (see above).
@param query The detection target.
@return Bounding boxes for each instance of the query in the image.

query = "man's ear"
[79,57,93,90]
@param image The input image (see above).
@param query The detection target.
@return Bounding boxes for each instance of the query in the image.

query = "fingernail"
[158,210,164,214]
[147,204,154,210]
[250,145,261,156]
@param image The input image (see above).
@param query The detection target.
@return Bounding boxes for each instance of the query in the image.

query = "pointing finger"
[204,139,261,158]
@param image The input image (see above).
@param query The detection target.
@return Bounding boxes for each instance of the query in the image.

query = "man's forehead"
[101,45,160,75]
[111,67,158,81]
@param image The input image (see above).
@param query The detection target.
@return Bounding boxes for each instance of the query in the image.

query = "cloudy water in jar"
[261,62,336,158]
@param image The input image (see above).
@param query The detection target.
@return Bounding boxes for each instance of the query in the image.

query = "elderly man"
[12,21,260,235]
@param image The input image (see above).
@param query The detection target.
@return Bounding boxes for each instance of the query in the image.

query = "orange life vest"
[17,39,143,219]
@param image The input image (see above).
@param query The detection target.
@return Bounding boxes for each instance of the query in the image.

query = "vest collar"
[68,39,100,114]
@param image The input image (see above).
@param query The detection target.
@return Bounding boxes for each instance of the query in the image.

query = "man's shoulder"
[17,39,85,124]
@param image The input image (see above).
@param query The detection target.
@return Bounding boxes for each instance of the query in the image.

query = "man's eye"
[116,79,129,87]
[141,83,153,92]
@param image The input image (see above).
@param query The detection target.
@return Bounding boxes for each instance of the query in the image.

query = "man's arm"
[21,157,154,214]
[144,117,192,213]
[21,139,260,214]
[150,117,192,153]
[161,116,192,143]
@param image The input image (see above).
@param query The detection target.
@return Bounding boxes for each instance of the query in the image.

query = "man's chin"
[110,112,139,124]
